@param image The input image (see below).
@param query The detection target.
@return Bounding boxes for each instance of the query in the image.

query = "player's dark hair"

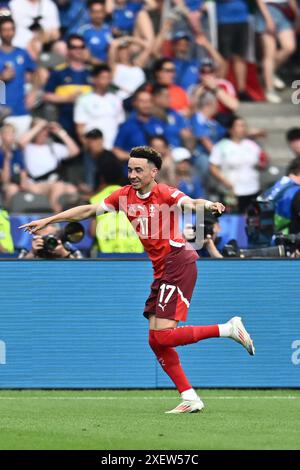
[286,127,300,143]
[91,64,111,76]
[129,146,162,170]
[87,0,105,9]
[286,156,300,176]
[66,34,85,48]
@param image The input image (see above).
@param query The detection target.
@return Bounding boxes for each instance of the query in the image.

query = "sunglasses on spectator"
[161,67,176,73]
[69,44,85,50]
[201,68,214,74]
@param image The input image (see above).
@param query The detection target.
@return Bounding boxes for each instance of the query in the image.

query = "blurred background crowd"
[1,0,300,257]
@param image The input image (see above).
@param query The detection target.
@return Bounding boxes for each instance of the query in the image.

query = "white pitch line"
[0,396,298,400]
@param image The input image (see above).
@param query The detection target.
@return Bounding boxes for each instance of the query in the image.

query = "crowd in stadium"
[1,0,300,256]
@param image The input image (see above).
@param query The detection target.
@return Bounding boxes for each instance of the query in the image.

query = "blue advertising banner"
[0,260,299,388]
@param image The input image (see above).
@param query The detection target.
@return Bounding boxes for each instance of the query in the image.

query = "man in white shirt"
[74,64,125,150]
[9,0,60,49]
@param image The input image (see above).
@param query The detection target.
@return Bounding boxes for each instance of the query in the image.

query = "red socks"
[153,325,220,348]
[149,330,192,393]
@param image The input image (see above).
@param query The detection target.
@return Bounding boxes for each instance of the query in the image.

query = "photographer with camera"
[19,222,83,259]
[183,213,223,259]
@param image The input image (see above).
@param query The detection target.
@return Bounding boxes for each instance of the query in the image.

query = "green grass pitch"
[0,389,299,450]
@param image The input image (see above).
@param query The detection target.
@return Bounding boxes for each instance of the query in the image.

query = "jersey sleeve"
[101,187,126,212]
[162,185,190,208]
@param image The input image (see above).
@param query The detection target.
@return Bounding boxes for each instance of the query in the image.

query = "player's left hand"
[210,202,225,215]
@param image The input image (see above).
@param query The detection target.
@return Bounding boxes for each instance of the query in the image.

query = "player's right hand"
[19,219,48,234]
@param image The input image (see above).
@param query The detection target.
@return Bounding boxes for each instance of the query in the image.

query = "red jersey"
[101,183,198,278]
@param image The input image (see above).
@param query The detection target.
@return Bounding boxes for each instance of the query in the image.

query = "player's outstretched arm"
[181,197,225,215]
[19,203,103,234]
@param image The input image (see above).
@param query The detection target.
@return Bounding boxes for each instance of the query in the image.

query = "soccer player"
[20,146,255,414]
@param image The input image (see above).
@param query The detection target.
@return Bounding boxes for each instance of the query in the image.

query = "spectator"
[44,34,92,139]
[108,36,149,100]
[74,64,125,149]
[255,0,299,103]
[216,0,252,101]
[0,16,37,137]
[189,58,239,127]
[0,123,27,207]
[286,127,300,157]
[172,146,205,198]
[190,91,226,184]
[0,207,14,254]
[106,0,154,45]
[55,0,90,37]
[89,158,144,253]
[152,57,190,114]
[209,116,267,213]
[78,0,112,65]
[9,0,60,49]
[151,83,193,148]
[149,135,176,186]
[19,119,80,212]
[83,128,125,192]
[113,89,164,161]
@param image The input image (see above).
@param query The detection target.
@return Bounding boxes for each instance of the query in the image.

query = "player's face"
[128,158,157,190]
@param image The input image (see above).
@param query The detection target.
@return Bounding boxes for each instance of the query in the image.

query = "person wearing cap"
[172,146,205,199]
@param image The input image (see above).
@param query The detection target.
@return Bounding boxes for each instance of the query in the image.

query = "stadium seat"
[8,192,52,213]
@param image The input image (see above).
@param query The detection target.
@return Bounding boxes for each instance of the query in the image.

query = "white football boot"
[228,316,255,356]
[165,398,205,414]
